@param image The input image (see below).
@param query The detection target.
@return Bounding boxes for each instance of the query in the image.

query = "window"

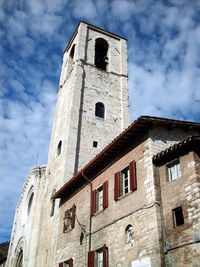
[93,141,98,148]
[95,38,108,70]
[27,192,34,215]
[95,103,105,119]
[114,161,137,200]
[59,258,73,267]
[167,159,181,181]
[50,199,55,217]
[92,182,108,215]
[88,245,108,267]
[173,206,184,227]
[63,205,76,233]
[57,140,62,156]
[125,224,134,245]
[97,249,103,267]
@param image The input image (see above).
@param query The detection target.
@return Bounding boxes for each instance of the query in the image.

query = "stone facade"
[6,21,200,267]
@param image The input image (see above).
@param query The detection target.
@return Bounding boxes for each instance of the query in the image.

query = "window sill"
[117,191,132,201]
[93,208,105,216]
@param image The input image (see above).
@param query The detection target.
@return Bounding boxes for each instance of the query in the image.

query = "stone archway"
[15,249,23,267]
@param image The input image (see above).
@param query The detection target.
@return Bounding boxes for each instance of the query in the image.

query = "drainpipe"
[82,172,92,251]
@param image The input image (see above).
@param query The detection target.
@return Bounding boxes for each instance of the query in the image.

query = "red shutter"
[88,250,95,267]
[114,172,120,200]
[103,181,108,209]
[91,190,97,215]
[59,263,63,267]
[103,244,108,267]
[68,258,73,267]
[129,160,137,192]
[71,205,76,229]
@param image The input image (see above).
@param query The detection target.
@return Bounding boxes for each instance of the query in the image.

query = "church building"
[5,21,200,267]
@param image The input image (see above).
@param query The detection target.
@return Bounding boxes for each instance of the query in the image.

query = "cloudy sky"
[0,0,200,243]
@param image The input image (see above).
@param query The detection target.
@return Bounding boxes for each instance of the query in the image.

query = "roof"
[153,135,200,166]
[64,20,127,53]
[52,116,200,200]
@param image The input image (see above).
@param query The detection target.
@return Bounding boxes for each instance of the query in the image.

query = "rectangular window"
[167,159,181,181]
[97,249,103,267]
[59,258,73,267]
[63,205,76,233]
[91,181,108,215]
[173,206,184,226]
[120,166,130,195]
[88,245,108,267]
[114,161,137,200]
[97,187,103,211]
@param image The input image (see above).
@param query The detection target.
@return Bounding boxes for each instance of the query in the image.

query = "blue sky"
[0,0,200,243]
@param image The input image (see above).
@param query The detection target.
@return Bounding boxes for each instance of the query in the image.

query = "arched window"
[95,102,105,118]
[95,38,109,70]
[125,224,134,245]
[27,192,34,215]
[15,249,23,267]
[57,140,62,156]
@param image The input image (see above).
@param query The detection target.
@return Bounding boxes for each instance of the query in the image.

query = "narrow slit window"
[57,140,62,156]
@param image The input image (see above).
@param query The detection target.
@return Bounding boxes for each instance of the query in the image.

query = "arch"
[95,38,109,70]
[15,249,23,267]
[125,224,134,245]
[57,140,62,156]
[95,102,105,119]
[26,186,34,216]
[27,192,34,215]
[13,237,26,267]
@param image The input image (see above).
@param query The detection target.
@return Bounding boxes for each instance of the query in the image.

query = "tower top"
[64,20,127,53]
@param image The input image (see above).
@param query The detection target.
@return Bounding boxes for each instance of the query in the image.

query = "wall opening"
[95,38,108,70]
[173,206,184,226]
[27,192,34,215]
[15,249,23,267]
[57,140,62,156]
[95,102,105,118]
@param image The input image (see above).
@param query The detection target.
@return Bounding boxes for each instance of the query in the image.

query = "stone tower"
[47,21,130,187]
[6,22,130,267]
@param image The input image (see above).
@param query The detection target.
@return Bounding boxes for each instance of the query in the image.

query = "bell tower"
[47,21,130,185]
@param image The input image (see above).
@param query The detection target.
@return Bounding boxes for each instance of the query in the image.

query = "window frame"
[114,160,137,201]
[63,205,76,233]
[91,181,108,215]
[88,244,108,267]
[167,158,181,182]
[173,206,184,227]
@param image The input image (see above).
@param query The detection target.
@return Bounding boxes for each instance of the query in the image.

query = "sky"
[0,0,200,243]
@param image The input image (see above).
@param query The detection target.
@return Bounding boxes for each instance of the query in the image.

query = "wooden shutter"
[71,205,76,229]
[88,250,95,267]
[91,190,97,215]
[103,244,108,267]
[129,160,137,192]
[59,263,63,267]
[103,181,108,209]
[68,258,73,267]
[63,211,69,233]
[114,172,120,200]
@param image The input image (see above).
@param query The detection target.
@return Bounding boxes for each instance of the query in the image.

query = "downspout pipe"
[82,172,92,251]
